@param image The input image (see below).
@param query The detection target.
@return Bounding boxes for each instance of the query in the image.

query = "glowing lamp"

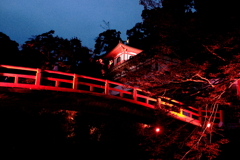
[207,123,211,128]
[155,127,160,133]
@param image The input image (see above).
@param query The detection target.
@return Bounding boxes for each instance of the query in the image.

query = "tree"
[94,29,122,55]
[135,109,229,160]
[19,30,91,73]
[125,0,240,101]
[122,0,240,104]
[126,22,153,50]
[115,0,240,159]
[0,32,19,65]
[127,0,194,50]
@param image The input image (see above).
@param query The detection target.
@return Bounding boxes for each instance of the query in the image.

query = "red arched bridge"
[0,65,223,127]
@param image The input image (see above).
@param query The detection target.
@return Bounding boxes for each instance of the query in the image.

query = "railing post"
[14,76,18,84]
[198,108,203,125]
[35,68,41,86]
[189,112,192,118]
[146,98,148,104]
[179,108,183,115]
[104,80,109,95]
[90,86,93,92]
[133,88,137,101]
[73,74,78,89]
[156,97,161,109]
[55,81,60,87]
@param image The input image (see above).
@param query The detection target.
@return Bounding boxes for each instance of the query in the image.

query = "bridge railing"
[0,64,223,126]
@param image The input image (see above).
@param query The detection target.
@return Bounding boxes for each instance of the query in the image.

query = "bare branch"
[203,44,226,61]
[195,74,215,87]
[180,78,237,159]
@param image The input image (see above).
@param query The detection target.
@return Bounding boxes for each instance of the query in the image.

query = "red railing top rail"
[0,64,37,71]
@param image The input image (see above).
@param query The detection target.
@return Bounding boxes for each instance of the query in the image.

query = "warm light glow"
[142,124,150,128]
[170,111,185,117]
[207,123,211,128]
[155,127,160,133]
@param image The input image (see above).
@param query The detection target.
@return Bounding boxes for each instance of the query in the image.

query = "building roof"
[104,41,143,59]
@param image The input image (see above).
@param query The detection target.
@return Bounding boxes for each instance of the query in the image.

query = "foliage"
[123,0,240,108]
[19,30,91,73]
[126,22,153,50]
[94,29,122,55]
[1,1,240,159]
[132,109,229,160]
[0,32,19,65]
[114,0,240,159]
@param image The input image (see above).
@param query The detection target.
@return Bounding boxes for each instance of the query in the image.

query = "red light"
[155,127,160,132]
[207,123,211,128]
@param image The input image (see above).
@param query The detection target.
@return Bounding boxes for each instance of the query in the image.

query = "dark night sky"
[0,0,144,50]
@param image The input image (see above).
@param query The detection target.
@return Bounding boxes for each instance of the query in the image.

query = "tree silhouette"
[0,32,19,65]
[94,29,122,55]
[20,30,91,73]
[126,22,153,50]
[116,0,240,159]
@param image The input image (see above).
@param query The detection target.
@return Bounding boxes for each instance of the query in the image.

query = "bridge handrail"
[0,64,223,126]
[0,64,37,71]
[2,73,36,80]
